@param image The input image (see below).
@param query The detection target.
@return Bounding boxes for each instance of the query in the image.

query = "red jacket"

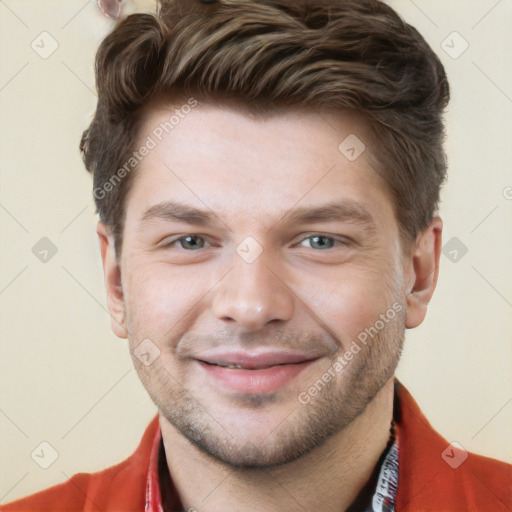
[2,380,511,511]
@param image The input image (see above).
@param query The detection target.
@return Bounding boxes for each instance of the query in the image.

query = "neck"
[160,378,395,512]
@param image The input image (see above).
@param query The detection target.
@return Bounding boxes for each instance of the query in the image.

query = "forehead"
[125,99,395,232]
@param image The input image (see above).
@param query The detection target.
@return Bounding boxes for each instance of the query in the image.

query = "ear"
[405,217,443,329]
[96,221,128,339]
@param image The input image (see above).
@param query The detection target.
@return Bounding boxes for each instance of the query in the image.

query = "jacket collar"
[122,379,507,511]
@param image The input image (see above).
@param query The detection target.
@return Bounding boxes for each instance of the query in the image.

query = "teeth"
[213,362,245,369]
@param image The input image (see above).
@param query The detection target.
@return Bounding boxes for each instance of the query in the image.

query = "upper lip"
[196,350,322,370]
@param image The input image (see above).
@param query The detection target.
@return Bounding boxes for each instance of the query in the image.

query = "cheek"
[122,263,199,342]
[299,264,397,345]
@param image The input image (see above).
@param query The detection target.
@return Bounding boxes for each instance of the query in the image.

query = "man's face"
[103,103,419,468]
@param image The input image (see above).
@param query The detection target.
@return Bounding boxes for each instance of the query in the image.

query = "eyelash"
[161,234,350,251]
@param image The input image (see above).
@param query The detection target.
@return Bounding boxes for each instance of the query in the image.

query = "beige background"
[1,0,511,503]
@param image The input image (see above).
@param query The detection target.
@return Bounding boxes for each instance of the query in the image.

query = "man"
[3,0,510,510]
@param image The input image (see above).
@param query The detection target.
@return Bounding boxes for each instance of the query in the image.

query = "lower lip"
[197,360,316,394]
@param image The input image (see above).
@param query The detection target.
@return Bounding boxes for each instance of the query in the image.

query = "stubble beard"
[133,310,405,470]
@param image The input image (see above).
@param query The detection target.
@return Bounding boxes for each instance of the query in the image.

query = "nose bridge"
[211,248,295,331]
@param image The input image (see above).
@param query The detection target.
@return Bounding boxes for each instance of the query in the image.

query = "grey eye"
[302,236,336,250]
[178,235,206,250]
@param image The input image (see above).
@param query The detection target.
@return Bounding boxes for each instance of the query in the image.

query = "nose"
[211,251,295,331]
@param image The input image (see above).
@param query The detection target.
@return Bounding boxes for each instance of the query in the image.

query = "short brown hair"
[80,0,450,257]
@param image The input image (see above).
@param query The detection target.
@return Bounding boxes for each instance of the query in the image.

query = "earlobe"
[96,222,128,339]
[405,217,443,329]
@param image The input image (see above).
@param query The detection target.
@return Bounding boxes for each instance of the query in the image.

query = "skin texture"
[97,102,442,511]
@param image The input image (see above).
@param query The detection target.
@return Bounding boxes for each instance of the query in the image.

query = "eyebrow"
[140,201,228,230]
[284,201,376,231]
[139,199,376,233]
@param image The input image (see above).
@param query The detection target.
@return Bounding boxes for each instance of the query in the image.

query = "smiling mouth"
[198,360,308,370]
[195,355,320,394]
